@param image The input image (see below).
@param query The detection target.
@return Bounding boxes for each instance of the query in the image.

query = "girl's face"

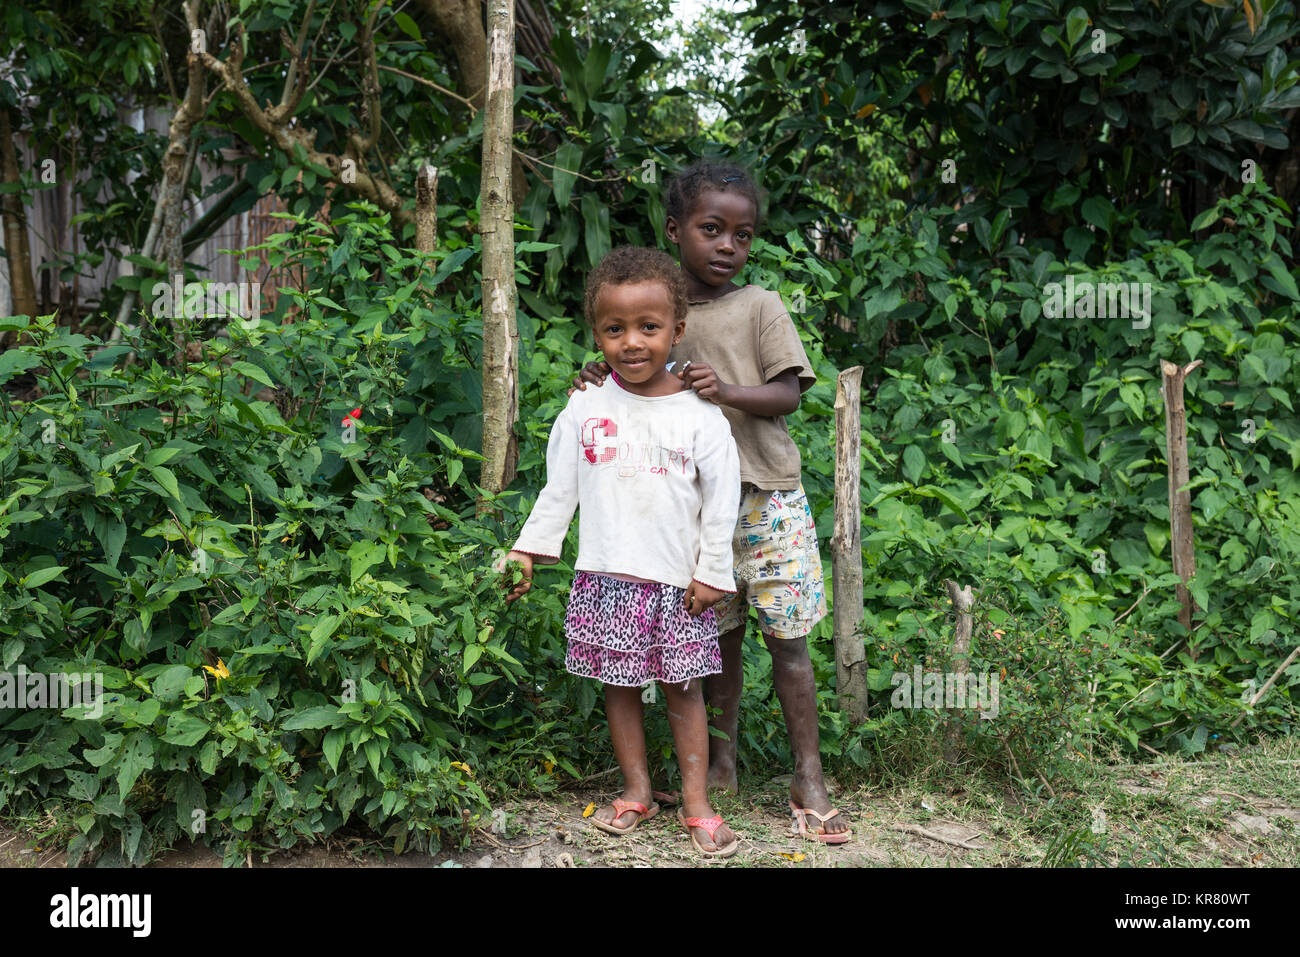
[665,188,757,300]
[591,280,687,397]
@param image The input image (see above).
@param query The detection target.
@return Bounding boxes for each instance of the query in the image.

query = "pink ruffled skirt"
[564,572,722,686]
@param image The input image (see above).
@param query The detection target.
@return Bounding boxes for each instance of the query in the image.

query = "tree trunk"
[415,0,530,208]
[110,161,171,341]
[163,0,208,283]
[1161,358,1203,644]
[478,0,519,504]
[832,366,868,722]
[157,0,210,364]
[194,4,415,230]
[1,108,39,327]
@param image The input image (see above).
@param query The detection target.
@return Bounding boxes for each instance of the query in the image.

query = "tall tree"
[479,0,519,499]
[0,108,38,321]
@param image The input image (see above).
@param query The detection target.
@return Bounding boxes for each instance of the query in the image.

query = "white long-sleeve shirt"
[512,372,741,592]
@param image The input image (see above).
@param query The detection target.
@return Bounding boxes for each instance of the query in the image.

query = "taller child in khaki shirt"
[575,162,851,843]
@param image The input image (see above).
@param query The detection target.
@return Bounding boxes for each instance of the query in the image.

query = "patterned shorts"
[712,483,828,640]
[564,572,722,687]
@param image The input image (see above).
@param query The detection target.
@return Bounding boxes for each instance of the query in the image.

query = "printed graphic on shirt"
[581,418,618,464]
[579,414,691,479]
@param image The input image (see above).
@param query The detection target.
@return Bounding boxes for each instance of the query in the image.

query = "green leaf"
[161,712,208,747]
[1262,254,1299,300]
[282,706,344,730]
[348,540,386,585]
[0,350,41,384]
[153,665,192,703]
[144,446,183,467]
[22,566,68,589]
[323,728,345,771]
[1081,196,1114,233]
[306,614,340,665]
[116,732,155,800]
[2,638,22,670]
[364,738,382,777]
[133,698,161,726]
[1119,383,1144,418]
[392,11,422,41]
[913,484,969,520]
[552,142,581,208]
[464,642,482,672]
[1189,206,1220,232]
[84,742,119,768]
[230,361,273,389]
[147,465,182,503]
[582,192,611,266]
[1065,7,1089,49]
[902,445,926,483]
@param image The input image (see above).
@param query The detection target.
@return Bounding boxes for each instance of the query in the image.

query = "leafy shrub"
[0,203,597,864]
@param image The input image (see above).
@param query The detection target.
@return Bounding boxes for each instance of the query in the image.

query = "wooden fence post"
[942,579,974,765]
[1160,359,1203,646]
[832,366,868,722]
[415,164,439,264]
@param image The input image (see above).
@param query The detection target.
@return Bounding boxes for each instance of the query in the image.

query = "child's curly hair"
[663,161,763,230]
[584,246,687,327]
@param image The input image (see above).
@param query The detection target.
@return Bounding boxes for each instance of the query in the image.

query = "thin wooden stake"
[832,366,868,722]
[1160,358,1203,648]
[943,578,974,765]
[415,164,439,266]
[1230,643,1300,729]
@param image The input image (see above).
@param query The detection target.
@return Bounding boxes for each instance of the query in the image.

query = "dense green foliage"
[1,0,1297,864]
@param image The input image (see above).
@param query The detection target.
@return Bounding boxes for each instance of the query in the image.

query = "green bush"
[0,202,598,864]
[733,181,1298,784]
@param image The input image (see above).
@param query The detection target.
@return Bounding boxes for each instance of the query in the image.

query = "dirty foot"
[790,775,850,838]
[590,789,658,834]
[679,802,738,856]
[706,762,739,795]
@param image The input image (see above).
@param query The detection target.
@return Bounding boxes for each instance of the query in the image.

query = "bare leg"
[765,634,850,836]
[591,683,655,830]
[703,623,745,793]
[662,679,736,852]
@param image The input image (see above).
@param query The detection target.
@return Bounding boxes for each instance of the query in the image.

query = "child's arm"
[569,360,611,395]
[685,411,742,613]
[502,403,580,596]
[680,291,814,415]
[678,365,801,416]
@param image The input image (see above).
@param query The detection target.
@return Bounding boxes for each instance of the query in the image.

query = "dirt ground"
[3,737,1298,868]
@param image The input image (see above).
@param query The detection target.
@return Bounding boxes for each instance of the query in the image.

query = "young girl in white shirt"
[502,246,741,857]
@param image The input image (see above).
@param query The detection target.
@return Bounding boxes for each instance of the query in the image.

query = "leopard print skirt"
[564,572,722,687]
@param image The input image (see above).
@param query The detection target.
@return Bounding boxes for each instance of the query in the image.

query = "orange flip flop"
[789,799,852,844]
[589,798,660,835]
[677,806,739,858]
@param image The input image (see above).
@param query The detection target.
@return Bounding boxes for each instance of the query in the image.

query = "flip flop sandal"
[589,798,660,835]
[789,799,852,845]
[677,806,740,858]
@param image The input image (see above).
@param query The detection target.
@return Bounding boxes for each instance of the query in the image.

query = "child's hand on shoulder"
[498,550,534,602]
[684,580,727,617]
[567,360,611,396]
[678,362,731,405]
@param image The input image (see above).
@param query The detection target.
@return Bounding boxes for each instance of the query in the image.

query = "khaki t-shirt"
[669,285,816,490]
